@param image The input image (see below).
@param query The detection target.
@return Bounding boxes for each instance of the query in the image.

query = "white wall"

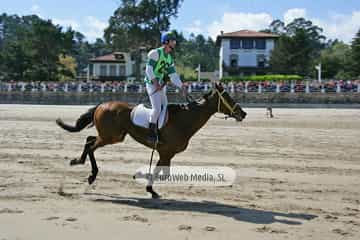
[220,38,276,68]
[91,52,133,77]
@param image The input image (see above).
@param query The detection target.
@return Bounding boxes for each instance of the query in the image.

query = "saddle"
[130,101,200,129]
[130,104,168,129]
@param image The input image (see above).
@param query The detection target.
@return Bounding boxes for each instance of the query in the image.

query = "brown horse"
[56,83,247,198]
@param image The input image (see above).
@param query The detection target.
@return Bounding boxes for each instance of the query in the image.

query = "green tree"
[175,33,219,73]
[0,14,75,81]
[318,41,351,79]
[269,18,326,76]
[104,0,183,80]
[91,38,111,57]
[268,19,286,35]
[291,28,314,75]
[69,32,111,74]
[71,31,90,73]
[269,35,294,74]
[0,14,34,80]
[351,28,360,77]
[285,18,325,54]
[58,55,77,81]
[27,19,75,81]
[0,13,120,81]
[105,0,183,48]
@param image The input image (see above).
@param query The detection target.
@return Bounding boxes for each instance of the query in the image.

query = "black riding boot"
[148,123,158,144]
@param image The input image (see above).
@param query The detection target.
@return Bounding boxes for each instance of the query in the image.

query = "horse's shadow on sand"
[86,193,317,225]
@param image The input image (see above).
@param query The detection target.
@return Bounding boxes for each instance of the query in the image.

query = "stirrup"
[148,123,158,144]
[148,134,163,145]
[147,135,158,144]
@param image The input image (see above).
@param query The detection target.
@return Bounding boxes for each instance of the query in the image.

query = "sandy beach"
[0,104,359,240]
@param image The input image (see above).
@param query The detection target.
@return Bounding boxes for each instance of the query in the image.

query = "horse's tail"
[56,105,99,132]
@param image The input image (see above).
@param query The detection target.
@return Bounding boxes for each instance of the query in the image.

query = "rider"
[144,30,186,144]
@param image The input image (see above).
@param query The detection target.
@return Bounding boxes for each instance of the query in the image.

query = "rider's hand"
[181,85,187,97]
[153,80,162,91]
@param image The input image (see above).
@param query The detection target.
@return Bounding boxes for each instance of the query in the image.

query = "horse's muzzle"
[234,111,247,122]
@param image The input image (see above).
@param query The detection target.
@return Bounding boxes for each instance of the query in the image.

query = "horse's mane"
[167,90,212,115]
[167,101,199,114]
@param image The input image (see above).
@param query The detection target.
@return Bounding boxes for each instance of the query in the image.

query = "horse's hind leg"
[87,148,98,185]
[87,134,127,185]
[70,136,96,166]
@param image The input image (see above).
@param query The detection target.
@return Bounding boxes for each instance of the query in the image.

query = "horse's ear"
[215,82,223,90]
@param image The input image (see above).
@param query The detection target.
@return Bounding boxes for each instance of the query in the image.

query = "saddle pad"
[130,104,167,129]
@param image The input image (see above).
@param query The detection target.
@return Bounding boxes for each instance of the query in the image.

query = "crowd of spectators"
[0,80,359,94]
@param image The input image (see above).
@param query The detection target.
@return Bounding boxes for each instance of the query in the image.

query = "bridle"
[211,88,238,116]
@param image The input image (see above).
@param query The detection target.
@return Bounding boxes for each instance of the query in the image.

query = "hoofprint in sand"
[0,105,359,240]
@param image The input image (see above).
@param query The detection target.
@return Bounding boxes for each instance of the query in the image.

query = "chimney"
[220,30,224,35]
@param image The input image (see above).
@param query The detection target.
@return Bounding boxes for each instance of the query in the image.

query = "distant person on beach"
[266,107,274,118]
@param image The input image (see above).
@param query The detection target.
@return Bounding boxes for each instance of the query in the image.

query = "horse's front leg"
[146,152,174,199]
[146,163,162,199]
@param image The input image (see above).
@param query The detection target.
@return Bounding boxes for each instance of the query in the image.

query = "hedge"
[221,74,303,82]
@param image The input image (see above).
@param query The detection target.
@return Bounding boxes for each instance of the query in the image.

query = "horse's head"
[204,83,247,121]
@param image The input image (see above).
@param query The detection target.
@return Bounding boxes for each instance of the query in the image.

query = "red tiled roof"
[90,52,127,62]
[215,30,279,46]
[220,30,279,38]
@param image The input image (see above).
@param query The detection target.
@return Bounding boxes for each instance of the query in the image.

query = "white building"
[87,52,146,82]
[216,30,279,78]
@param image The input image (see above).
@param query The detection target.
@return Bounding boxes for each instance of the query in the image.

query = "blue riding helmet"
[161,31,176,44]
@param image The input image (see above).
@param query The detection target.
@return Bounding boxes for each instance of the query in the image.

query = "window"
[257,54,266,68]
[119,65,126,76]
[242,39,253,49]
[230,39,241,49]
[110,65,117,76]
[230,54,238,67]
[89,64,94,75]
[114,53,124,60]
[255,39,266,49]
[100,65,107,76]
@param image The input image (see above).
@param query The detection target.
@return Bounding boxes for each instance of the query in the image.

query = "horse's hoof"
[88,175,96,185]
[151,192,161,199]
[70,159,78,166]
[146,186,161,199]
[55,118,62,125]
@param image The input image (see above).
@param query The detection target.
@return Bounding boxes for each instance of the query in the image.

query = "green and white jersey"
[144,47,177,85]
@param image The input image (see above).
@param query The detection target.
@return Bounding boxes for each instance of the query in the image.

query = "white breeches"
[146,83,167,125]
